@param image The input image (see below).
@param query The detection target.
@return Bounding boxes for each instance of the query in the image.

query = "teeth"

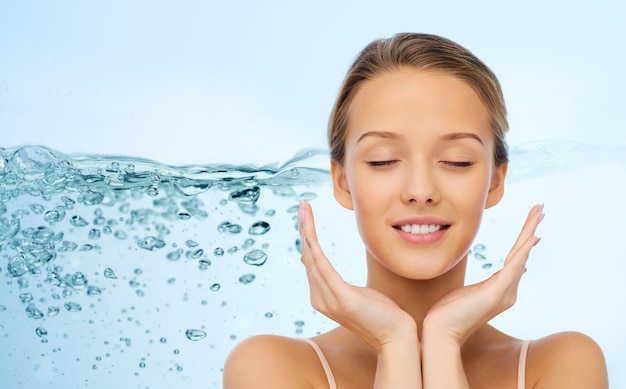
[400,224,442,234]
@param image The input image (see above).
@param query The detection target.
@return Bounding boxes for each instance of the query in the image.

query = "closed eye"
[367,160,399,167]
[442,161,474,167]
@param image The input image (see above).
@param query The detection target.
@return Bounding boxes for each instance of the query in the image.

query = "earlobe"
[485,162,507,209]
[330,161,354,210]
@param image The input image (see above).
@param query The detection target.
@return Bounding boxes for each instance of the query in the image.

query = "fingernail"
[538,203,545,213]
[537,212,545,224]
[298,201,306,224]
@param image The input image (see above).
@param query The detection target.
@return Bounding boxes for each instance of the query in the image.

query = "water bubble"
[103,268,117,279]
[264,209,276,217]
[17,277,28,289]
[114,230,127,239]
[0,305,6,312]
[87,285,102,296]
[185,329,207,341]
[29,204,45,214]
[8,255,28,277]
[88,228,101,239]
[12,145,56,180]
[243,249,268,266]
[217,221,242,235]
[61,197,76,207]
[213,247,224,257]
[474,253,486,261]
[210,283,221,291]
[77,190,104,206]
[19,292,34,303]
[136,236,166,251]
[71,272,87,289]
[198,259,211,270]
[185,240,198,248]
[228,186,260,204]
[44,206,66,223]
[264,312,273,318]
[178,212,191,220]
[64,302,82,312]
[241,238,255,249]
[167,249,183,261]
[58,241,78,252]
[26,304,44,319]
[160,337,167,343]
[482,263,493,269]
[189,249,204,259]
[35,327,48,337]
[238,274,256,284]
[473,243,486,253]
[47,306,60,317]
[70,215,89,227]
[248,221,270,235]
[80,244,94,251]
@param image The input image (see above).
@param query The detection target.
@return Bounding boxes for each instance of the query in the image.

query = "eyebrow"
[356,131,485,145]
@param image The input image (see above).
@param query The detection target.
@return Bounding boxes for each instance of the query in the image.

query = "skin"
[223,67,608,388]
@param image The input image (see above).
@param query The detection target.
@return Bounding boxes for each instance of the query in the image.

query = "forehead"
[346,68,492,143]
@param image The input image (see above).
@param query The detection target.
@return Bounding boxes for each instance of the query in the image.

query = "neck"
[365,252,468,333]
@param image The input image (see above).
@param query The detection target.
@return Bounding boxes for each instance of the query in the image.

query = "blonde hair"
[328,33,508,167]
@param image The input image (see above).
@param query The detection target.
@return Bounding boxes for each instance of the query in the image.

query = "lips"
[392,216,451,244]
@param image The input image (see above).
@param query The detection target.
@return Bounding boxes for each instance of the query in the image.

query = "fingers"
[504,204,544,267]
[298,200,347,308]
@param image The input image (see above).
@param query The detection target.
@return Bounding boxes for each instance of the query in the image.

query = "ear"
[330,160,354,210]
[485,162,507,209]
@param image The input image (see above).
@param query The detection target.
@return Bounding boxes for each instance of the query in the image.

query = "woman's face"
[331,67,507,280]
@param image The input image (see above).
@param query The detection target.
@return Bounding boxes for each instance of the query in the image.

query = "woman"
[223,33,608,388]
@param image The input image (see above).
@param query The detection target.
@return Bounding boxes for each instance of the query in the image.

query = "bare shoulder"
[223,334,323,388]
[527,331,608,388]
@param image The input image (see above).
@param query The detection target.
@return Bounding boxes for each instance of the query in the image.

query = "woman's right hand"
[298,201,417,351]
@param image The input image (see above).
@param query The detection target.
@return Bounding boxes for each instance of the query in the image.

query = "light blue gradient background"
[1,0,625,387]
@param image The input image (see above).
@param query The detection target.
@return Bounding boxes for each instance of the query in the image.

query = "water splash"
[0,141,623,388]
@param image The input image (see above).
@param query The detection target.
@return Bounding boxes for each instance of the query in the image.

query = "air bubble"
[243,249,267,266]
[64,302,82,312]
[248,221,270,235]
[136,236,166,251]
[217,221,242,235]
[104,268,117,279]
[238,274,256,284]
[185,329,207,341]
[228,186,260,204]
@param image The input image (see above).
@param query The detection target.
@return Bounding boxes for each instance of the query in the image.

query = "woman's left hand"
[422,204,544,345]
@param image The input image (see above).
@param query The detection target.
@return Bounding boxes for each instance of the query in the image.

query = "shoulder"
[527,331,608,388]
[223,334,323,388]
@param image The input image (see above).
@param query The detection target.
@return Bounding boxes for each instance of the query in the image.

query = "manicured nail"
[298,201,305,224]
[537,212,545,224]
[538,203,545,213]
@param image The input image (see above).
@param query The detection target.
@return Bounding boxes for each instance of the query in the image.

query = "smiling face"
[332,67,507,280]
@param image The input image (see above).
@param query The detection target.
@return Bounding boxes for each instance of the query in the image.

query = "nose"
[400,161,441,205]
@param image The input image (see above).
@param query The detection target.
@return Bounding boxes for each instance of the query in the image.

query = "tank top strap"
[302,338,337,389]
[518,340,532,389]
